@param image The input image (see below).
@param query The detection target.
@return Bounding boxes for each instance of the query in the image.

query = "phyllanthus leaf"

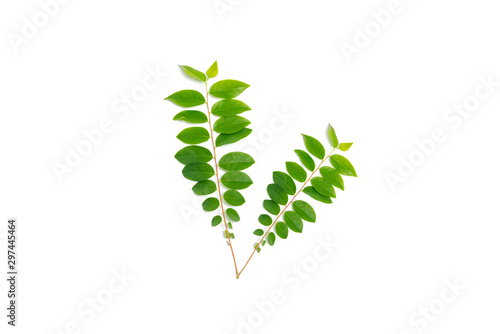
[203,197,220,211]
[223,190,245,206]
[273,171,296,196]
[294,149,315,171]
[213,116,251,134]
[284,211,303,233]
[179,65,207,82]
[330,155,357,177]
[302,134,325,159]
[206,61,218,78]
[267,184,288,206]
[216,128,252,147]
[319,166,344,191]
[338,143,353,151]
[212,215,222,226]
[286,162,307,182]
[328,124,339,148]
[176,127,210,144]
[165,90,206,107]
[192,180,217,195]
[219,152,255,171]
[174,145,213,165]
[267,232,276,246]
[258,214,273,226]
[182,163,215,181]
[303,186,332,204]
[263,200,280,215]
[173,110,208,123]
[311,177,336,198]
[292,200,316,222]
[275,222,289,239]
[209,79,250,99]
[211,99,251,117]
[226,208,240,222]
[221,171,253,190]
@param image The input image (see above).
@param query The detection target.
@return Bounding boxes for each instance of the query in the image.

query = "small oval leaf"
[302,134,325,159]
[284,211,303,233]
[182,163,215,181]
[192,180,217,195]
[253,229,264,236]
[320,166,344,190]
[292,200,316,222]
[202,197,219,211]
[176,127,210,144]
[267,184,288,206]
[330,155,357,177]
[286,161,307,182]
[263,200,280,215]
[215,128,252,147]
[174,145,212,165]
[179,65,207,82]
[267,232,276,246]
[209,79,250,99]
[303,186,332,204]
[275,222,289,239]
[258,214,273,226]
[226,208,240,222]
[173,110,208,123]
[338,143,353,151]
[211,215,222,226]
[211,99,251,117]
[219,152,255,171]
[294,149,315,171]
[273,171,296,195]
[165,90,205,107]
[311,177,336,198]
[328,124,339,148]
[213,116,251,134]
[223,190,245,206]
[221,171,253,190]
[206,60,218,78]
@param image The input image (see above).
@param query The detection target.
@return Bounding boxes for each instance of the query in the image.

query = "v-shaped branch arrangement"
[165,61,357,279]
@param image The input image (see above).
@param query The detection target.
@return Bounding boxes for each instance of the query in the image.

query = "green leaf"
[206,60,218,78]
[182,163,215,181]
[263,200,280,215]
[328,124,339,147]
[286,161,307,182]
[223,190,245,206]
[311,177,336,198]
[330,155,357,177]
[213,116,251,134]
[303,186,332,204]
[302,134,325,159]
[253,229,264,236]
[275,222,289,239]
[165,90,205,107]
[219,152,255,170]
[226,208,240,222]
[221,171,253,190]
[228,222,233,229]
[202,197,219,211]
[319,166,344,190]
[211,99,251,117]
[179,65,207,82]
[294,149,315,171]
[267,232,276,246]
[338,143,353,152]
[267,184,288,206]
[259,214,273,226]
[215,128,252,147]
[173,110,208,123]
[174,145,212,165]
[273,171,296,195]
[284,211,303,233]
[192,180,217,195]
[176,127,210,144]
[209,79,250,98]
[212,215,222,226]
[292,200,316,222]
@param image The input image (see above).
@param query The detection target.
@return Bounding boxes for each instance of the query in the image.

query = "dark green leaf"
[286,161,307,182]
[330,155,357,177]
[206,61,218,78]
[273,171,296,195]
[211,215,222,226]
[311,177,336,198]
[172,110,207,123]
[226,208,240,222]
[211,99,251,117]
[292,200,316,222]
[213,116,251,134]
[202,197,219,211]
[328,124,339,147]
[192,180,217,195]
[275,222,289,239]
[223,190,245,206]
[182,163,215,181]
[284,211,303,233]
[259,214,273,226]
[294,149,315,171]
[320,166,344,190]
[302,134,325,159]
[176,127,210,144]
[209,79,250,98]
[254,229,264,236]
[267,232,276,246]
[174,145,212,165]
[263,200,280,215]
[219,152,255,170]
[179,65,207,82]
[165,90,205,107]
[267,184,288,205]
[339,143,353,152]
[215,128,252,147]
[303,186,332,204]
[221,171,253,190]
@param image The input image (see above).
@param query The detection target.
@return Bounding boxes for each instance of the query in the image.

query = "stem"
[236,147,337,279]
[204,82,239,276]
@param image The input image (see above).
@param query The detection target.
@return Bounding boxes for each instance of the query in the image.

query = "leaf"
[213,116,251,134]
[219,152,255,170]
[223,190,245,206]
[302,134,325,159]
[286,161,307,183]
[292,200,316,222]
[330,155,357,177]
[173,110,208,123]
[254,229,264,236]
[339,143,353,152]
[267,184,288,206]
[215,128,252,147]
[273,171,296,195]
[206,60,218,78]
[176,127,210,144]
[263,200,280,215]
[228,222,233,229]
[259,214,273,226]
[202,197,219,211]
[182,163,215,181]
[212,215,222,226]
[319,166,344,190]
[209,79,250,99]
[174,145,212,165]
[294,149,315,171]
[165,90,205,107]
[179,65,207,82]
[226,208,240,222]
[267,232,276,246]
[284,211,303,233]
[311,177,336,198]
[192,180,217,195]
[211,99,251,117]
[328,124,339,148]
[275,222,289,239]
[303,186,332,204]
[221,171,253,190]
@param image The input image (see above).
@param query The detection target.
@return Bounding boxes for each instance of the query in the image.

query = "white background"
[1,0,500,333]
